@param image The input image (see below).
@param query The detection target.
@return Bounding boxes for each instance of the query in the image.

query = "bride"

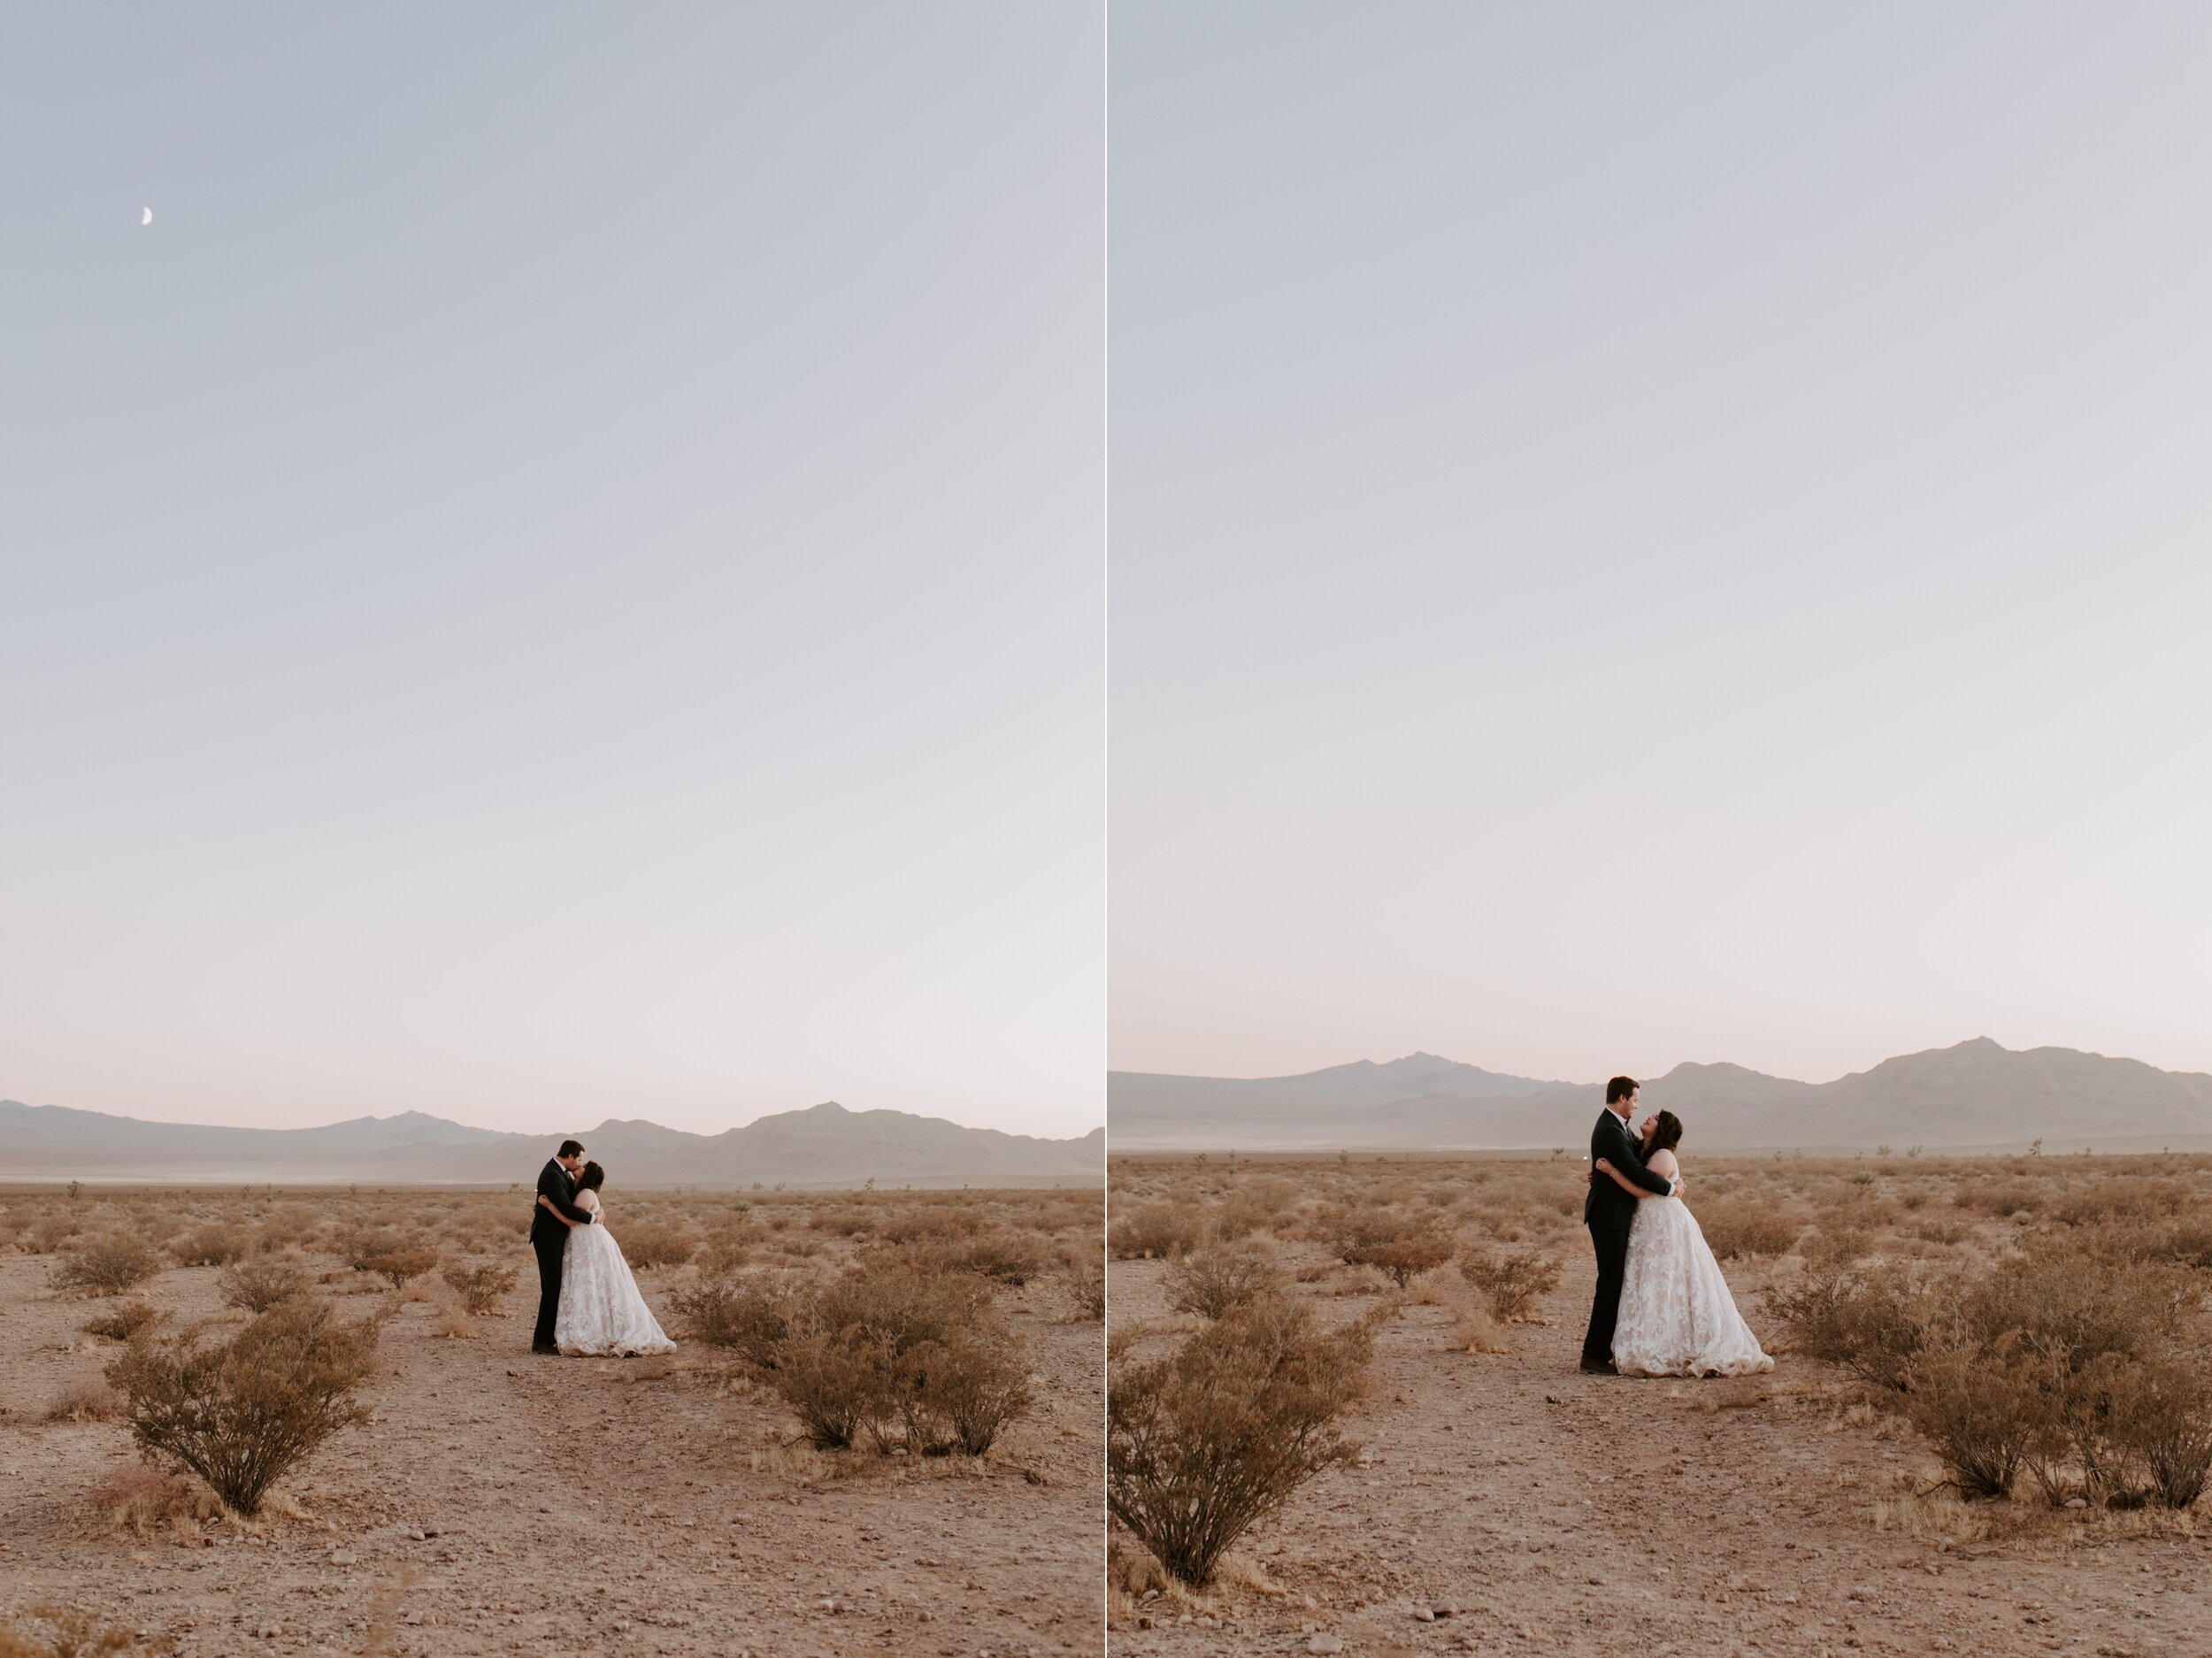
[534,1162,676,1357]
[1594,1110,1772,1378]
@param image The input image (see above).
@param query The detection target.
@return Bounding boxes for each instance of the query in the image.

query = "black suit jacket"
[530,1158,593,1247]
[1584,1109,1672,1232]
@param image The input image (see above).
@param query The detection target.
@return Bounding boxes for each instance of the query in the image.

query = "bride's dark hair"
[578,1161,605,1193]
[1648,1110,1683,1155]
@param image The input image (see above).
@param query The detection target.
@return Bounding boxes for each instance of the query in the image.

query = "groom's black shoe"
[1579,1357,1618,1375]
[531,1343,560,1355]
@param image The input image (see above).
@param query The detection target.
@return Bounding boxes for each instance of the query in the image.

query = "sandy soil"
[0,1209,1102,1657]
[1107,1241,2212,1658]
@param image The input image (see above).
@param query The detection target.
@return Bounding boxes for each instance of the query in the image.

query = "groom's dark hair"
[557,1140,585,1159]
[1605,1076,1638,1106]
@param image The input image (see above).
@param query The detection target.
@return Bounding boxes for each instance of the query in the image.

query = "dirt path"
[1108,1245,2212,1658]
[2,1251,1102,1657]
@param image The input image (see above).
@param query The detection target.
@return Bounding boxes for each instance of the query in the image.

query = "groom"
[1579,1076,1676,1376]
[530,1140,595,1355]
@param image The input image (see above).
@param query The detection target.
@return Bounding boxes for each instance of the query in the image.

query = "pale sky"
[1109,3,2212,1086]
[1,6,1103,1137]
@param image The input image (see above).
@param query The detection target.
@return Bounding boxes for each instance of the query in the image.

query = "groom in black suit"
[1580,1076,1676,1375]
[530,1140,595,1354]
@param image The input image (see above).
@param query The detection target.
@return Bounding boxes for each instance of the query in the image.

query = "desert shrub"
[1458,1244,1563,1320]
[217,1256,315,1314]
[1064,1249,1106,1321]
[1800,1224,1873,1270]
[1110,1201,1203,1261]
[170,1222,258,1268]
[1321,1203,1455,1286]
[887,1327,1033,1455]
[344,1231,438,1289]
[0,1605,166,1657]
[772,1331,886,1449]
[879,1206,989,1245]
[1697,1201,1801,1261]
[105,1298,380,1516]
[614,1219,699,1270]
[1766,1263,1929,1391]
[1166,1241,1290,1319]
[82,1302,165,1343]
[90,1465,225,1538]
[894,1227,1046,1286]
[1212,1178,1298,1240]
[1954,1179,2043,1218]
[53,1236,162,1297]
[1805,1236,2212,1508]
[1912,1215,1972,1247]
[440,1261,518,1316]
[2107,1354,2212,1508]
[1109,1294,1371,1587]
[761,1261,1031,1455]
[670,1276,796,1370]
[47,1375,126,1422]
[20,1216,77,1255]
[1903,1333,2041,1499]
[255,1206,319,1250]
[2054,1178,2189,1229]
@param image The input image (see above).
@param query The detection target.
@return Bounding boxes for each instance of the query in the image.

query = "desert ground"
[0,1182,1103,1657]
[1107,1150,2212,1658]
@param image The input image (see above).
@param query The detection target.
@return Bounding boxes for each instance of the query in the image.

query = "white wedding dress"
[1611,1189,1772,1378]
[554,1193,676,1357]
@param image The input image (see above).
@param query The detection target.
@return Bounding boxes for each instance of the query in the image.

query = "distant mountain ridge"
[0,1100,1102,1188]
[1110,1040,2212,1152]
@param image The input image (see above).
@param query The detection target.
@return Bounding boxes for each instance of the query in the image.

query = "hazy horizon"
[1108,1032,2207,1089]
[1110,3,2212,1086]
[2,7,1104,1139]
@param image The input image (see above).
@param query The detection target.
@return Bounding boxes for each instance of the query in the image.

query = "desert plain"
[1107,1149,2212,1658]
[0,1181,1104,1657]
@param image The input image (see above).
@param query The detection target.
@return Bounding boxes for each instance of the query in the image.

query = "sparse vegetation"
[216,1255,316,1313]
[1320,1201,1456,1286]
[0,1604,168,1657]
[52,1235,162,1297]
[1772,1232,2212,1506]
[1165,1240,1290,1318]
[1458,1242,1563,1320]
[1109,1293,1372,1586]
[105,1296,382,1516]
[82,1301,165,1342]
[1110,1201,1204,1261]
[439,1259,518,1316]
[170,1221,258,1267]
[343,1231,439,1289]
[613,1217,700,1270]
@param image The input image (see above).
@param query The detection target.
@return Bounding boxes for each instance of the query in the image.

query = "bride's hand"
[1594,1157,1614,1173]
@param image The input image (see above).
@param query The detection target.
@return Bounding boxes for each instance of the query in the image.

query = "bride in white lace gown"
[535,1163,675,1357]
[1594,1110,1772,1378]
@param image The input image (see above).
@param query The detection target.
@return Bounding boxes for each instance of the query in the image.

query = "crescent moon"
[142,207,152,226]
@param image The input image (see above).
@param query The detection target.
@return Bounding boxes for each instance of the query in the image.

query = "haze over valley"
[1109,1038,2212,1153]
[0,1098,1103,1187]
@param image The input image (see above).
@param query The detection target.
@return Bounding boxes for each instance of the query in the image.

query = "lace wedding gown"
[554,1196,676,1357]
[1611,1193,1772,1378]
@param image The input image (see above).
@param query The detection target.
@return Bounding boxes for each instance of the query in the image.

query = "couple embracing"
[1579,1076,1772,1378]
[528,1139,675,1358]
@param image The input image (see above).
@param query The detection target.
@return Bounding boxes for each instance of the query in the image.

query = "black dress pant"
[532,1234,565,1348]
[1582,1224,1632,1365]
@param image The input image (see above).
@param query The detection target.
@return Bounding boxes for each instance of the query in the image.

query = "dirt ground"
[0,1187,1103,1658]
[1106,1160,2212,1658]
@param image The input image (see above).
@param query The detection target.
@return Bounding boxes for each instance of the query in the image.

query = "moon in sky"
[141,207,151,226]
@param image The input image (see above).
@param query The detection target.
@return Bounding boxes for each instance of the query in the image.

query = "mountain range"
[0,1099,1103,1188]
[1108,1040,2212,1153]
